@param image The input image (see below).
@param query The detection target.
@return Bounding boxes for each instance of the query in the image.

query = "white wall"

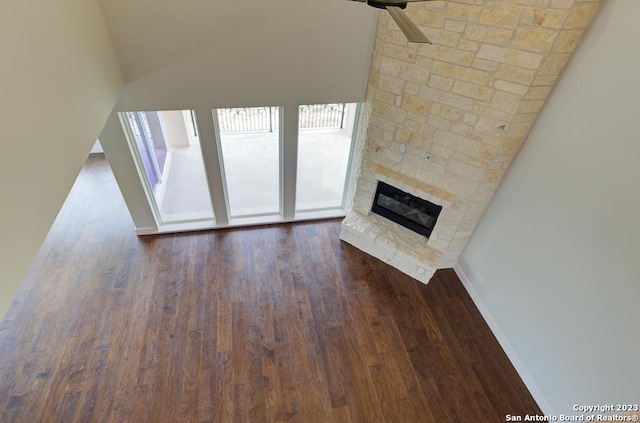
[100,0,378,109]
[0,0,124,319]
[457,0,640,415]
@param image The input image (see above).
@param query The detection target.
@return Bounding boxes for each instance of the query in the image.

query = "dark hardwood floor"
[0,154,541,422]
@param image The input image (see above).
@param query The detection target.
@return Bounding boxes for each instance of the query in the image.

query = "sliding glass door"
[121,103,360,232]
[122,110,215,224]
[216,107,281,218]
[295,103,357,212]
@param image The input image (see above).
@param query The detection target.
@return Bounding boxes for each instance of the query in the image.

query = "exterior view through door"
[120,103,361,233]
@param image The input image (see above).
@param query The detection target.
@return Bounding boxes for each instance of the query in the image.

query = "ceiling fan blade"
[386,6,432,44]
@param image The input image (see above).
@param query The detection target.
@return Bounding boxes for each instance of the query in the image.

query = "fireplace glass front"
[371,181,442,238]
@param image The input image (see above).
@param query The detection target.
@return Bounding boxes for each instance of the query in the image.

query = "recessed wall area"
[342,0,603,283]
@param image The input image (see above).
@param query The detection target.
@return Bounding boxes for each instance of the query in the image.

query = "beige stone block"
[518,99,546,114]
[552,29,584,52]
[371,115,397,132]
[476,45,543,70]
[463,112,478,126]
[452,80,495,102]
[414,168,436,185]
[404,118,422,132]
[377,73,405,95]
[428,114,452,131]
[402,94,432,115]
[457,218,479,233]
[512,112,538,123]
[452,151,490,169]
[380,56,403,76]
[458,39,480,53]
[417,46,473,68]
[382,130,394,142]
[428,74,455,91]
[369,67,379,86]
[373,102,408,124]
[399,162,418,179]
[474,116,509,137]
[484,168,506,183]
[508,0,550,6]
[447,158,485,181]
[429,151,448,166]
[434,129,482,156]
[400,62,430,84]
[524,85,553,100]
[521,7,570,28]
[511,26,558,53]
[436,46,476,66]
[435,173,481,200]
[489,153,517,169]
[538,53,572,75]
[404,82,421,96]
[419,87,475,111]
[469,130,501,147]
[479,143,497,160]
[475,104,515,122]
[446,3,482,22]
[477,180,501,193]
[407,113,427,125]
[431,61,492,86]
[494,80,529,95]
[444,19,466,33]
[424,161,447,176]
[430,30,462,48]
[472,189,497,207]
[472,58,499,72]
[505,121,534,137]
[564,1,601,29]
[417,123,438,139]
[497,137,526,155]
[451,122,470,136]
[479,1,524,29]
[431,144,453,159]
[532,74,558,86]
[382,43,417,62]
[393,127,419,144]
[438,106,465,122]
[494,64,536,84]
[491,90,522,114]
[549,0,576,9]
[375,89,397,106]
[386,27,411,46]
[370,126,384,139]
[464,24,514,45]
[415,55,434,69]
[413,6,446,29]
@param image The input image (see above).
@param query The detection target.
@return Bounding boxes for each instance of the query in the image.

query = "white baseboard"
[453,263,554,417]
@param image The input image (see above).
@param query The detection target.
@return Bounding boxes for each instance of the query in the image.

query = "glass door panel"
[216,106,281,218]
[295,103,357,211]
[123,110,214,223]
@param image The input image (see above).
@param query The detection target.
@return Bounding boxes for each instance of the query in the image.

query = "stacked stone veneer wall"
[341,0,602,283]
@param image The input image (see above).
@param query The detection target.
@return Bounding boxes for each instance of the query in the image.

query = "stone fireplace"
[341,0,602,283]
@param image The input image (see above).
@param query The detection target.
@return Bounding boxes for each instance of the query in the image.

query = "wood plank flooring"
[0,154,541,422]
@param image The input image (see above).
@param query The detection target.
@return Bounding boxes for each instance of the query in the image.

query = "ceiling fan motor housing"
[367,0,407,9]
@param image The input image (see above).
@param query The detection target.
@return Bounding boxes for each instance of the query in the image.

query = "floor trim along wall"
[453,263,553,417]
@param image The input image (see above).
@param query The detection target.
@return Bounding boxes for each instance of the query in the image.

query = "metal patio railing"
[217,104,346,134]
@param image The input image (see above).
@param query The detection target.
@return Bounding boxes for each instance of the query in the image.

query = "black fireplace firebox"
[371,181,442,238]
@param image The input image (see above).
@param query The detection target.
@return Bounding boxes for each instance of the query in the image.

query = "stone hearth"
[341,0,602,282]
